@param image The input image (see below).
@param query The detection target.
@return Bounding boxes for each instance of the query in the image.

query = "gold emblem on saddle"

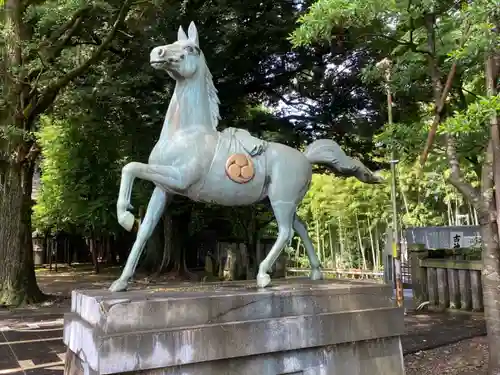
[225,153,255,184]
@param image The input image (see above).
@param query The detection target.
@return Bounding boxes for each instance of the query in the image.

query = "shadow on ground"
[402,311,486,354]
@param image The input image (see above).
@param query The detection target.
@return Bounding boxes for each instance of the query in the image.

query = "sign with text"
[450,232,463,248]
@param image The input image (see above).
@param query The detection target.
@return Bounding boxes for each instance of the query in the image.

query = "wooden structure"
[287,268,384,280]
[409,247,483,311]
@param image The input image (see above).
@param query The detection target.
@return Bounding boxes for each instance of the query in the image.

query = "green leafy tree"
[0,0,136,305]
[291,0,500,371]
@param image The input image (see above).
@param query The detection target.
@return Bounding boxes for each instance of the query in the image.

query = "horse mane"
[199,52,221,130]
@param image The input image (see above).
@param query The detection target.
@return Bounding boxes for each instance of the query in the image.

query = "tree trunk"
[105,236,115,265]
[171,211,189,274]
[54,235,58,272]
[478,141,500,374]
[246,232,258,280]
[114,232,133,265]
[1,0,131,305]
[241,207,258,280]
[43,231,50,266]
[227,244,244,280]
[148,213,174,280]
[479,210,500,374]
[89,232,99,274]
[139,219,164,273]
[161,206,197,280]
[355,213,367,270]
[65,237,71,266]
[0,163,44,305]
[373,225,380,269]
[484,52,500,375]
[328,226,334,269]
[157,213,173,275]
[367,217,377,271]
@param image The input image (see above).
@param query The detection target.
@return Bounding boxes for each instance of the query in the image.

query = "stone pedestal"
[63,279,405,375]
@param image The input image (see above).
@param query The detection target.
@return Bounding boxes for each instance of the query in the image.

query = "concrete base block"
[63,279,405,375]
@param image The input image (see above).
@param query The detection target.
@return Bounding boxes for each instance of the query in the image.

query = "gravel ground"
[405,336,488,374]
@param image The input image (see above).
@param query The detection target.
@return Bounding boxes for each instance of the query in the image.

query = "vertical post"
[383,227,394,287]
[390,158,403,307]
[377,58,404,308]
[409,245,428,307]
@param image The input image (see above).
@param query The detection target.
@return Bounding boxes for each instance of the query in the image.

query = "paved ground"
[0,314,65,374]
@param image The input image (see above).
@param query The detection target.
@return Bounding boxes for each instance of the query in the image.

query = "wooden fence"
[410,249,483,311]
[287,268,384,280]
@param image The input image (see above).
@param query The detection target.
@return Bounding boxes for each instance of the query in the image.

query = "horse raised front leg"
[293,216,323,281]
[117,162,189,232]
[110,187,170,292]
[257,201,296,288]
[117,163,138,232]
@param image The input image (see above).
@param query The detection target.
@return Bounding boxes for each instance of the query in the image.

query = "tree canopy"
[1,7,499,373]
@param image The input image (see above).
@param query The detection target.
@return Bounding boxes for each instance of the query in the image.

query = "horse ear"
[187,21,199,46]
[177,25,188,41]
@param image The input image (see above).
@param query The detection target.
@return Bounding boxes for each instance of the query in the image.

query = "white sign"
[463,235,482,248]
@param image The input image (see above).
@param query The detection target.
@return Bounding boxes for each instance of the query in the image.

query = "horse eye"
[185,46,194,53]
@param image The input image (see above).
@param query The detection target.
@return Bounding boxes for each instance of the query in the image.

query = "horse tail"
[303,139,382,184]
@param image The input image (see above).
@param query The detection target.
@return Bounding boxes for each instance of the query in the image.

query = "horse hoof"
[256,273,271,288]
[118,212,135,232]
[310,268,324,281]
[109,278,129,292]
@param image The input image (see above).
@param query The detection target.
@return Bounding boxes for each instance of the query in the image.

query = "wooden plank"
[287,269,383,277]
[470,270,484,311]
[419,258,482,271]
[427,267,439,306]
[410,250,428,307]
[436,268,450,309]
[458,269,472,311]
[447,269,460,309]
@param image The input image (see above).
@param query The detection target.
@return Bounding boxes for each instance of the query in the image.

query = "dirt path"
[405,336,488,375]
[403,312,486,354]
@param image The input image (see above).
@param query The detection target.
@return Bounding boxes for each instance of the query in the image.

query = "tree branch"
[446,134,483,210]
[86,31,124,56]
[25,142,41,164]
[71,40,124,56]
[49,1,130,91]
[419,62,457,165]
[371,33,432,57]
[43,14,85,63]
[419,17,471,167]
[39,6,92,51]
[27,0,131,120]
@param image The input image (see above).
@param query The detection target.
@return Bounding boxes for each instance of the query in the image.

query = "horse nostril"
[158,48,165,57]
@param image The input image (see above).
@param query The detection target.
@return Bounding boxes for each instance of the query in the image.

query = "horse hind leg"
[293,216,323,280]
[257,201,296,288]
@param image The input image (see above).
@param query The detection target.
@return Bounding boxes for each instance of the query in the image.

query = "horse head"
[150,22,203,81]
